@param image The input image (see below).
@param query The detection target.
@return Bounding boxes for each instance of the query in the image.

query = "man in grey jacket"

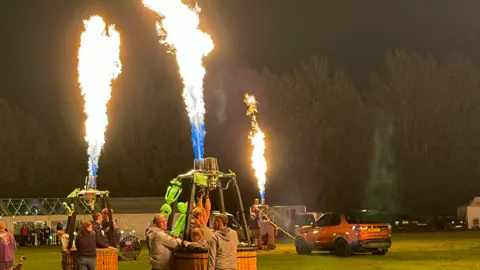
[148,214,181,270]
[208,214,238,270]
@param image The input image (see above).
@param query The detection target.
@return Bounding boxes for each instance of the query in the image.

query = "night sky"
[1,0,480,212]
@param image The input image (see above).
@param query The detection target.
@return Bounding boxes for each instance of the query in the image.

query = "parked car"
[392,214,412,231]
[295,210,392,257]
[433,214,467,231]
[392,214,432,232]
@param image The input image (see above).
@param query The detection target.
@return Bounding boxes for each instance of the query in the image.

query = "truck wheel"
[334,238,353,257]
[295,237,311,254]
[372,248,388,255]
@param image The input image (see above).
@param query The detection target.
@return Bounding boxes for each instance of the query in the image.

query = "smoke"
[214,78,227,123]
[364,115,399,213]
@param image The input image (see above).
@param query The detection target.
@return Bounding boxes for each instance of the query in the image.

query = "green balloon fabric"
[177,202,187,213]
[160,204,172,216]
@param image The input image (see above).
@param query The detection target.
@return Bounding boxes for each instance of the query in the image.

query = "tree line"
[204,50,480,214]
[1,50,479,215]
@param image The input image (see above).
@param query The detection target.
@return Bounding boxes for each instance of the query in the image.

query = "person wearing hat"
[207,214,238,270]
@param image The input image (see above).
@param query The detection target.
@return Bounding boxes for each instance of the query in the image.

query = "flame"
[244,94,267,199]
[142,0,214,160]
[78,16,122,179]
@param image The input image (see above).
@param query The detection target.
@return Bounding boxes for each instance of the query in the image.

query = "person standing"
[19,225,28,247]
[207,214,238,270]
[29,225,36,247]
[43,225,51,246]
[91,213,110,248]
[75,221,97,270]
[145,222,153,253]
[38,225,45,246]
[56,222,63,245]
[249,201,261,248]
[76,221,115,270]
[100,209,120,246]
[148,214,181,270]
[0,221,16,270]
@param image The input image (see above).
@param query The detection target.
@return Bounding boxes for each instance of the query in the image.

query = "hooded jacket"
[75,229,96,258]
[207,228,238,270]
[148,226,180,270]
[0,229,16,269]
[92,222,109,248]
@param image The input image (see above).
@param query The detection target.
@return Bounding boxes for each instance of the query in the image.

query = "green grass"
[14,231,480,269]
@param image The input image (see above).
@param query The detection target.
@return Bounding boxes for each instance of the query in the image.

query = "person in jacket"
[75,221,97,270]
[19,225,28,247]
[145,222,153,252]
[207,214,238,270]
[148,214,181,270]
[100,208,120,246]
[76,221,116,270]
[29,225,36,247]
[43,225,51,246]
[92,213,110,248]
[56,222,63,245]
[0,221,16,270]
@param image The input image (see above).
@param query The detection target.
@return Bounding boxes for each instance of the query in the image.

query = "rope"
[258,209,296,240]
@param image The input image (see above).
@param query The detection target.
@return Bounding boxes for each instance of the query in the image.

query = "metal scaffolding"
[0,198,98,216]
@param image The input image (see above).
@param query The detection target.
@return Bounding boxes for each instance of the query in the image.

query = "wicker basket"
[61,249,118,270]
[173,246,257,270]
[174,251,207,270]
[96,248,118,270]
[237,248,257,270]
[61,250,77,270]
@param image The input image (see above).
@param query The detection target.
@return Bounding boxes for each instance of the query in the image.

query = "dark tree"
[371,50,480,213]
[207,57,374,211]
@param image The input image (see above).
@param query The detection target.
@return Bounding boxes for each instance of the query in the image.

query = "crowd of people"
[18,222,59,247]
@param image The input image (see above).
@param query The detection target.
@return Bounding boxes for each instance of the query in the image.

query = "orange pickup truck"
[295,211,392,257]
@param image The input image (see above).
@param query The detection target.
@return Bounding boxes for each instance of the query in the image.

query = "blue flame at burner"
[89,158,98,188]
[191,121,205,160]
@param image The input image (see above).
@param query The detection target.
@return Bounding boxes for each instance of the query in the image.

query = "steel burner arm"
[105,196,118,247]
[66,199,78,250]
[183,180,197,241]
[218,180,226,213]
[232,175,251,245]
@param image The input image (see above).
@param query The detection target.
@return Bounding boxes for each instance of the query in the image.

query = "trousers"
[77,256,96,270]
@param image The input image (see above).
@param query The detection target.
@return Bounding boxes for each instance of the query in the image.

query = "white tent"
[457,197,480,229]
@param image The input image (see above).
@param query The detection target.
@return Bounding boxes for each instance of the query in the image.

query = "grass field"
[13,231,480,270]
